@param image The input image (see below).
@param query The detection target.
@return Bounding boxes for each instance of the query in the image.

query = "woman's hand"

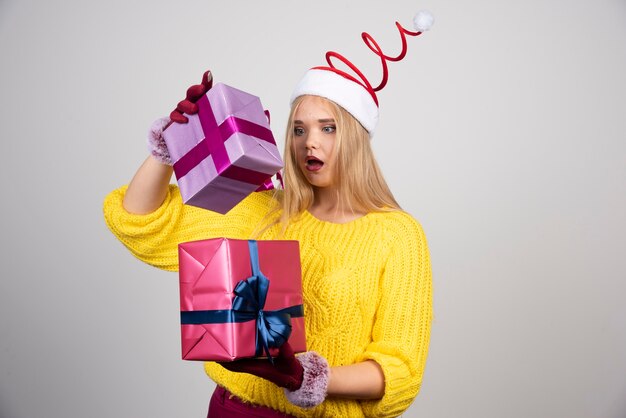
[220,342,305,391]
[220,342,385,407]
[220,342,330,408]
[148,70,214,165]
[170,70,213,123]
[123,70,213,214]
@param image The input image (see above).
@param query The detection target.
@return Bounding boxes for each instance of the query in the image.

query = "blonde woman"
[104,68,431,417]
[104,25,432,415]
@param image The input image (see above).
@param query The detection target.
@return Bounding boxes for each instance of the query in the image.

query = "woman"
[105,15,433,414]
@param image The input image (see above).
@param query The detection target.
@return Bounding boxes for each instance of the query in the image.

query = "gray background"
[1,0,625,417]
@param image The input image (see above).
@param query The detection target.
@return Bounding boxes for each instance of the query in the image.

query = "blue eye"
[294,127,305,136]
[322,125,336,134]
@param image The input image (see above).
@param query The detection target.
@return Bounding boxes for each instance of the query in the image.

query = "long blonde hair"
[258,95,400,235]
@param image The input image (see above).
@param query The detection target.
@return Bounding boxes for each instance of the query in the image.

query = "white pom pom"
[413,10,434,32]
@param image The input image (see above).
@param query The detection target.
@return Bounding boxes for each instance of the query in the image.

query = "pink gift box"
[178,238,306,361]
[163,83,283,214]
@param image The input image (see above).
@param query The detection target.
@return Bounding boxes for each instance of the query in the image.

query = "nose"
[305,130,320,150]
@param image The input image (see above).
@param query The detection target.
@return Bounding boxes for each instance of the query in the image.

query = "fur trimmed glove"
[283,350,330,408]
[220,342,330,408]
[170,70,213,123]
[147,70,214,165]
[147,116,173,165]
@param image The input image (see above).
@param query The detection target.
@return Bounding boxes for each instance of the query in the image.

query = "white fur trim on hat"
[290,69,379,134]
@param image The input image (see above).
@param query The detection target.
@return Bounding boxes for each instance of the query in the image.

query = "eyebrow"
[294,118,336,124]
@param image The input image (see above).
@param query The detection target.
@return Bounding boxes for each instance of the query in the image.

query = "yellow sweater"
[103,185,432,418]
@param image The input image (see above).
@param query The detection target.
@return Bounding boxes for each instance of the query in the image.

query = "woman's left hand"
[219,342,330,408]
[219,342,304,391]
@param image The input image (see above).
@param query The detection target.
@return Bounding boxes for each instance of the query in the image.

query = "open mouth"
[305,156,324,171]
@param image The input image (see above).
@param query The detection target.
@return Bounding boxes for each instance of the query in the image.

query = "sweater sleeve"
[356,214,433,417]
[102,184,275,271]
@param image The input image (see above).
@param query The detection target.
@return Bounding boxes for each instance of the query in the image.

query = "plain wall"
[1,0,625,417]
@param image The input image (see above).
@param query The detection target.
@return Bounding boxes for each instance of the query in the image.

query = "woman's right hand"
[123,70,213,214]
[149,70,214,165]
[170,70,213,123]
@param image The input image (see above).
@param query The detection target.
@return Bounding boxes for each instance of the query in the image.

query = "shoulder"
[365,210,429,259]
[368,210,426,239]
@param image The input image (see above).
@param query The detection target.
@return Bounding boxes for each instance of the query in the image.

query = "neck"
[308,187,366,224]
[311,185,339,210]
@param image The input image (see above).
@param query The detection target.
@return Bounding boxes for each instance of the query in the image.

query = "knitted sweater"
[103,185,432,418]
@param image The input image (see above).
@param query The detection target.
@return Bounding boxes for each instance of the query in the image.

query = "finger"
[185,71,213,101]
[219,358,257,369]
[220,360,267,375]
[169,110,188,124]
[186,84,207,101]
[176,99,199,115]
[201,70,213,90]
[219,361,243,373]
[219,362,241,372]
[278,341,294,359]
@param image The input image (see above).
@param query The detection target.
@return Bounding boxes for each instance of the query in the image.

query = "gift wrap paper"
[178,238,306,361]
[163,83,283,213]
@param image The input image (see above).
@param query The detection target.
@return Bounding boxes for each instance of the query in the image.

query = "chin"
[300,169,333,189]
[310,179,334,189]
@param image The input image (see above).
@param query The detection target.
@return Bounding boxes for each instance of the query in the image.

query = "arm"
[220,215,431,412]
[103,70,256,270]
[123,70,213,214]
[356,215,432,417]
[327,360,385,399]
[123,155,173,215]
[104,183,274,271]
[221,345,385,408]
[308,216,430,406]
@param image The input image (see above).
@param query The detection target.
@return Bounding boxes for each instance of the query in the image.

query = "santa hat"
[290,10,434,135]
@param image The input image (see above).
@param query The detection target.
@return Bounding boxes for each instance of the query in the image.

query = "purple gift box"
[163,83,283,214]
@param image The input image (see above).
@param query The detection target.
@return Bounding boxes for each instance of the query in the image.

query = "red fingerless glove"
[147,70,214,164]
[220,342,330,408]
[170,70,213,123]
[220,342,304,391]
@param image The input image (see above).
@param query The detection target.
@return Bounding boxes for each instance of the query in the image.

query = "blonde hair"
[258,95,400,236]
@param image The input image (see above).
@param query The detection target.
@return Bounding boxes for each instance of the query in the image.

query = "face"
[292,96,338,189]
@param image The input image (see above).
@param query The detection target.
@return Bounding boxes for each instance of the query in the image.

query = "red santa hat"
[290,10,434,135]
